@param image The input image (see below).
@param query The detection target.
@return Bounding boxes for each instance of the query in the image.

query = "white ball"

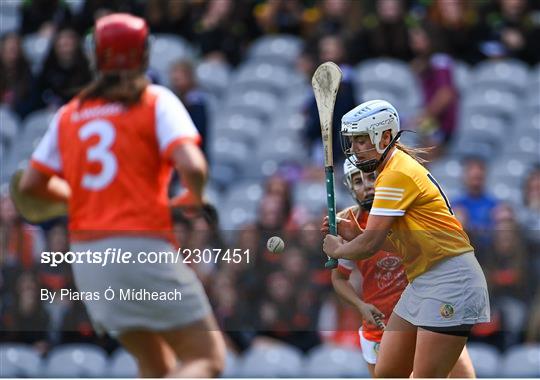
[267,236,285,253]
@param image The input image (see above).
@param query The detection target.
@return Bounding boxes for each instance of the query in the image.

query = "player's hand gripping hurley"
[312,62,342,269]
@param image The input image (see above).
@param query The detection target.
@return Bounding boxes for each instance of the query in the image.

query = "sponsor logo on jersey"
[440,303,455,319]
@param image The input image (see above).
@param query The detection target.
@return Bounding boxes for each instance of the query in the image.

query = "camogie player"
[323,100,489,378]
[326,157,475,377]
[19,14,225,377]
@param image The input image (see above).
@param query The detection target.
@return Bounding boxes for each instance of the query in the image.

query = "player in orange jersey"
[325,156,475,377]
[19,14,225,377]
[323,100,489,377]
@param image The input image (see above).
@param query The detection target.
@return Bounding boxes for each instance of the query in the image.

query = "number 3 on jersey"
[79,120,118,190]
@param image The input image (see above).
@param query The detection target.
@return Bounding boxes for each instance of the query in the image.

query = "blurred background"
[0,0,539,377]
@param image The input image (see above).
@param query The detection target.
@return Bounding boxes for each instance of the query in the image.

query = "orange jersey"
[337,207,407,342]
[30,85,200,241]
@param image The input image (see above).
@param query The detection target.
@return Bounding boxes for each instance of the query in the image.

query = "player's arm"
[19,168,70,202]
[169,143,208,206]
[324,215,395,260]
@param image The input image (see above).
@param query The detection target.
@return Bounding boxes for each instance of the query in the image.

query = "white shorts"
[394,252,490,328]
[359,328,380,365]
[71,237,211,337]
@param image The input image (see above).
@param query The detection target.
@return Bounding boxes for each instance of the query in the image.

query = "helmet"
[341,99,400,154]
[341,99,402,173]
[343,155,361,191]
[343,156,375,210]
[94,13,149,73]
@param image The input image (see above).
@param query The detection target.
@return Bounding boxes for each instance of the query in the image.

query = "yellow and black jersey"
[371,149,474,281]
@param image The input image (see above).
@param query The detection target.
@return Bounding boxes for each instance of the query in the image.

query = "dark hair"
[78,71,149,106]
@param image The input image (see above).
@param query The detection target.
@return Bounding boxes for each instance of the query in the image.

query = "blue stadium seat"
[472,59,529,96]
[231,62,295,95]
[293,181,329,217]
[502,129,540,162]
[501,344,540,377]
[236,343,303,377]
[212,113,267,146]
[108,348,138,378]
[0,343,42,377]
[247,35,304,65]
[304,344,370,378]
[457,112,505,148]
[256,135,307,165]
[467,342,501,378]
[43,343,108,377]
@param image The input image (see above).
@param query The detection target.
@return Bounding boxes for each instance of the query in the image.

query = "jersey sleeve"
[371,170,420,216]
[154,85,201,160]
[30,109,63,177]
[337,258,355,278]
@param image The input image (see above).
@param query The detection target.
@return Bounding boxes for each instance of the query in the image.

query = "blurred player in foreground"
[324,157,475,377]
[19,14,225,377]
[323,100,489,377]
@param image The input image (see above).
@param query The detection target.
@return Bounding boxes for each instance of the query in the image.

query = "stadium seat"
[0,106,19,147]
[149,34,194,87]
[224,89,279,121]
[356,58,421,112]
[236,343,303,377]
[457,112,505,148]
[304,344,370,377]
[256,136,307,165]
[293,181,329,217]
[210,137,250,167]
[462,88,518,123]
[231,62,294,95]
[43,343,108,377]
[282,83,311,112]
[501,344,540,377]
[447,138,494,161]
[22,108,56,134]
[212,113,267,146]
[108,348,138,378]
[0,343,42,377]
[472,59,529,96]
[22,34,51,74]
[453,60,472,92]
[271,110,306,133]
[467,342,501,378]
[502,129,540,162]
[217,201,258,230]
[247,35,304,65]
[224,181,264,206]
[196,60,231,97]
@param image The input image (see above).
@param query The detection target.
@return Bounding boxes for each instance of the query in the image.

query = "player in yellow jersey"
[323,100,489,378]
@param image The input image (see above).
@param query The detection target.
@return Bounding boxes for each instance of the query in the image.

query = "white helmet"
[343,155,361,191]
[341,99,400,154]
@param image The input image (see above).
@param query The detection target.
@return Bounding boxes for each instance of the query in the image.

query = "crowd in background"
[1,0,540,360]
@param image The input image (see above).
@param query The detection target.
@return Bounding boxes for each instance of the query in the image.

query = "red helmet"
[94,13,149,73]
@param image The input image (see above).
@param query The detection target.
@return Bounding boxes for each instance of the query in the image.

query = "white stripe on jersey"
[374,196,403,201]
[370,207,405,216]
[376,187,405,193]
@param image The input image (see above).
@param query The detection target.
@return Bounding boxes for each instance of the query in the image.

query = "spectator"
[0,32,37,118]
[307,0,364,43]
[360,0,413,61]
[195,0,258,65]
[254,0,304,35]
[169,60,209,154]
[485,206,529,347]
[19,0,73,37]
[409,22,459,150]
[3,272,49,352]
[520,165,540,244]
[37,27,92,108]
[453,156,499,250]
[477,0,540,64]
[304,34,357,166]
[427,0,482,64]
[73,0,144,36]
[526,287,540,343]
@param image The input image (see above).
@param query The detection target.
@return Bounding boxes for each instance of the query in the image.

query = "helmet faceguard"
[94,13,149,73]
[343,156,375,211]
[340,100,402,173]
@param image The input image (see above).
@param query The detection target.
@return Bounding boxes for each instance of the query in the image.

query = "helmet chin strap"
[359,197,373,211]
[356,130,405,173]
